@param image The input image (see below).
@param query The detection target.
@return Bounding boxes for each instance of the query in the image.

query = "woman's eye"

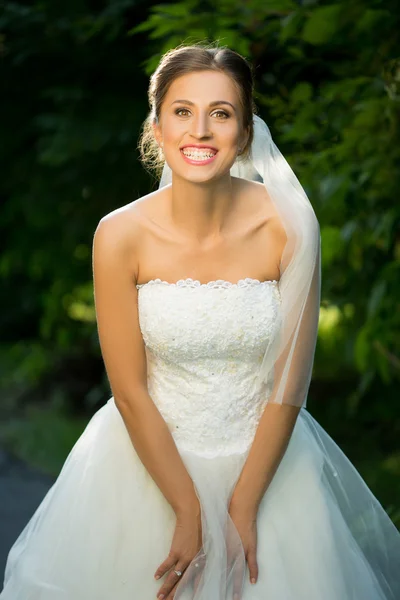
[213,110,229,119]
[175,108,190,117]
[175,109,229,119]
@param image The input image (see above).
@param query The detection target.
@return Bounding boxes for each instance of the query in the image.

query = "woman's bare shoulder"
[235,178,276,216]
[94,187,168,251]
[235,178,286,232]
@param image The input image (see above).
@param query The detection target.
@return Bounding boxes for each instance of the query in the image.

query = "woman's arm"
[230,220,321,513]
[228,231,321,587]
[92,212,200,519]
[229,403,300,514]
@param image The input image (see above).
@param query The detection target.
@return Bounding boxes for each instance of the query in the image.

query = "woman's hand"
[154,506,203,600]
[228,501,259,590]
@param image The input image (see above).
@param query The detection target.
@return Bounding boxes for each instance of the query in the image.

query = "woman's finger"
[165,579,179,600]
[247,546,258,584]
[154,553,177,581]
[156,560,187,599]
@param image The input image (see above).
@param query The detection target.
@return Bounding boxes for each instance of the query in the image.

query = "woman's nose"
[190,114,212,138]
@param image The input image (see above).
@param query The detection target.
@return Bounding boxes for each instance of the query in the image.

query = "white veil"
[157,117,400,600]
[158,113,321,409]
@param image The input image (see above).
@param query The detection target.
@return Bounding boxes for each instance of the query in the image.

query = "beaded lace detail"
[136,276,278,289]
[137,275,281,458]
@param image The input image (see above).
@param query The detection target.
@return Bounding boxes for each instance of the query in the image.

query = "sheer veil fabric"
[157,113,322,600]
[159,113,321,410]
[157,114,400,600]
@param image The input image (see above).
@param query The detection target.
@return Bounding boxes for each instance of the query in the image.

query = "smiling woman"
[138,45,257,183]
[1,41,400,600]
[149,69,252,187]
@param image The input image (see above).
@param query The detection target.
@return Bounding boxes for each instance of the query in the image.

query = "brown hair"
[138,41,257,179]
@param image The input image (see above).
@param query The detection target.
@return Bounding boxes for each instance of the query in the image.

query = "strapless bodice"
[136,278,281,457]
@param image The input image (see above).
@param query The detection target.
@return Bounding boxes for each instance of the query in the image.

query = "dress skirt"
[1,397,399,599]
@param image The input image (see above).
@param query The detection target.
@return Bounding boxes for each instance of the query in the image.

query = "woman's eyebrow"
[170,99,236,112]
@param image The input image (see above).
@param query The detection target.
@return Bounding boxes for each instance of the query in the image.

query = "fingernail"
[154,575,160,580]
[251,578,256,584]
[158,595,164,599]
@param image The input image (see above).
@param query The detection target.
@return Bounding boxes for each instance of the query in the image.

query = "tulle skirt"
[1,397,399,599]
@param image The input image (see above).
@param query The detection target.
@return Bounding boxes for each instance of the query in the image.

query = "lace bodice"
[136,277,281,458]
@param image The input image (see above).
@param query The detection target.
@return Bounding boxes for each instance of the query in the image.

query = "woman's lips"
[180,149,218,166]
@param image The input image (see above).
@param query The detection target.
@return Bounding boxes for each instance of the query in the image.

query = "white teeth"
[181,148,216,160]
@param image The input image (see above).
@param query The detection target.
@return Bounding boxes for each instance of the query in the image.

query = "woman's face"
[153,70,249,183]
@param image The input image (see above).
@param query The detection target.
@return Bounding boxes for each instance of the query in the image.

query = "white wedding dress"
[1,277,400,599]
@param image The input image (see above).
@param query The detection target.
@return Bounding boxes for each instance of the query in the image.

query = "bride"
[1,43,399,600]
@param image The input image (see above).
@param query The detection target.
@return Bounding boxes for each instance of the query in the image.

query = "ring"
[173,570,182,577]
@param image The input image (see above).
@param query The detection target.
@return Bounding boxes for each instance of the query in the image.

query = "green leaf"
[355,326,371,372]
[280,11,303,44]
[367,281,386,317]
[302,5,342,45]
[291,82,312,104]
[320,226,343,267]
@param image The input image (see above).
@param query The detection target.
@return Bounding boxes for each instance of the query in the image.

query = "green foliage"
[0,0,153,413]
[0,401,88,475]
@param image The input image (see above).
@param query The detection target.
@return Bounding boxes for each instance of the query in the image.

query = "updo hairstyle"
[138,41,257,179]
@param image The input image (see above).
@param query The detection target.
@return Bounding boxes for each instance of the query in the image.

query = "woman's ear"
[242,125,250,151]
[152,119,162,147]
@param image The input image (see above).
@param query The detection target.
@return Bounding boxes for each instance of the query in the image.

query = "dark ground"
[0,449,54,585]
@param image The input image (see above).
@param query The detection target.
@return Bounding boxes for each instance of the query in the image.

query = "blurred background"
[0,0,399,567]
